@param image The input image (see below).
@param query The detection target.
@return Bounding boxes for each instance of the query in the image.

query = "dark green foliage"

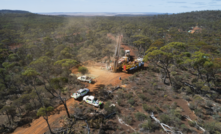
[188,120,195,127]
[128,99,135,106]
[139,94,149,101]
[78,66,88,75]
[140,118,159,131]
[189,103,196,110]
[104,101,117,114]
[159,114,172,125]
[204,121,221,134]
[25,103,33,111]
[123,115,133,125]
[117,99,124,107]
[125,92,133,99]
[135,112,147,121]
[143,104,154,113]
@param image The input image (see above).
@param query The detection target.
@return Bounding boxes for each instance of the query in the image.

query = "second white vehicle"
[77,75,92,83]
[83,95,103,107]
[71,88,89,99]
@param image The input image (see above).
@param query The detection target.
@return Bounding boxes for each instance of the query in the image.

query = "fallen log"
[150,113,182,134]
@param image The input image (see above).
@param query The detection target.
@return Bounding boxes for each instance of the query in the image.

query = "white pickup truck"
[83,95,103,107]
[77,75,92,83]
[71,88,89,99]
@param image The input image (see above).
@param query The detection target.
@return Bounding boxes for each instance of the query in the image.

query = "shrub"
[201,86,210,92]
[36,78,44,85]
[25,103,33,111]
[194,108,203,118]
[188,120,195,127]
[143,104,154,113]
[123,115,133,125]
[180,124,187,131]
[121,79,128,84]
[184,86,192,94]
[189,103,196,110]
[162,104,170,110]
[128,99,135,106]
[160,114,171,124]
[171,102,178,109]
[117,99,124,107]
[204,121,221,133]
[139,94,149,101]
[125,92,133,99]
[135,112,147,121]
[191,78,198,83]
[78,66,88,75]
[104,101,117,114]
[134,72,139,77]
[171,71,177,76]
[212,114,221,122]
[141,118,159,131]
[155,106,162,113]
[183,96,191,101]
[206,100,213,108]
[172,94,179,99]
[149,90,156,95]
[117,90,124,99]
[129,76,135,81]
[173,110,182,119]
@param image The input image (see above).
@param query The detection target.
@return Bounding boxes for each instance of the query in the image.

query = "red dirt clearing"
[13,67,133,134]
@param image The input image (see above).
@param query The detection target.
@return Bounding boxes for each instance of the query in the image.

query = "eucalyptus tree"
[37,106,54,134]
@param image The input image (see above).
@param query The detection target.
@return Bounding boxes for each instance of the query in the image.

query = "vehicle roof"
[78,88,88,93]
[87,95,95,99]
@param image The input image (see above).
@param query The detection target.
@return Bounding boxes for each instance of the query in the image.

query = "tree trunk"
[59,97,70,118]
[206,74,211,87]
[6,112,11,125]
[32,80,44,107]
[197,67,202,80]
[166,68,172,85]
[43,83,56,98]
[1,72,8,89]
[163,72,167,84]
[45,118,53,134]
[17,106,22,117]
[32,99,37,111]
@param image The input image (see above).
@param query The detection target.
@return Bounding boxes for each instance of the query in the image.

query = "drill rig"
[113,35,144,73]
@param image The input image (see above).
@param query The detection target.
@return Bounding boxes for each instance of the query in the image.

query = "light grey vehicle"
[71,88,89,99]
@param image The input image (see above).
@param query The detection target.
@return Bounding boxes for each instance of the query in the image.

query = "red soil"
[13,67,133,134]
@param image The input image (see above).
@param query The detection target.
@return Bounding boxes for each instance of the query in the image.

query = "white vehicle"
[83,95,103,107]
[77,75,92,83]
[71,88,89,99]
[125,50,130,56]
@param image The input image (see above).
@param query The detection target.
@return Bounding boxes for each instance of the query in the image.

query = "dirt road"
[13,67,132,134]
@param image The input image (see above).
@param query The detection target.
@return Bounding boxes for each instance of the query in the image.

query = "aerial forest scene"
[0,0,221,134]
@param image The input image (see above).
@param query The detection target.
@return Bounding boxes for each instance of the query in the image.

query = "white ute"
[83,95,103,107]
[77,75,92,83]
[71,88,89,99]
